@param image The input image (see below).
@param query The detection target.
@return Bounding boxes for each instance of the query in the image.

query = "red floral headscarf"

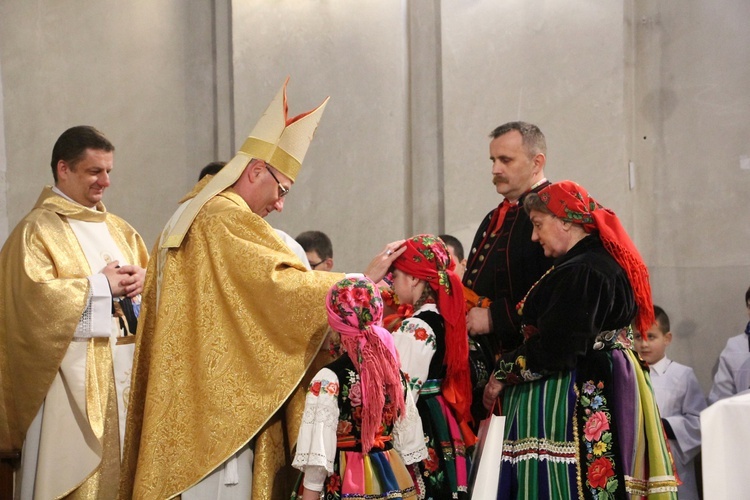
[536,181,655,335]
[392,234,472,422]
[326,277,405,453]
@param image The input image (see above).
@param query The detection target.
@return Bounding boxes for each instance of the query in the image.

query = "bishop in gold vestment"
[121,182,344,499]
[120,80,348,499]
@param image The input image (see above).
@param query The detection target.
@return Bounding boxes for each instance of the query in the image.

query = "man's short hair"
[199,161,227,180]
[653,305,670,333]
[489,121,547,158]
[296,230,333,259]
[745,285,750,305]
[438,234,464,261]
[51,126,114,182]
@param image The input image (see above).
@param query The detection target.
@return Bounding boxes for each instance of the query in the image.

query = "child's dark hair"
[653,305,670,334]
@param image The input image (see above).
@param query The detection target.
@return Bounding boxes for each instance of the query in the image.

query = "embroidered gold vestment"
[0,186,148,497]
[120,186,342,499]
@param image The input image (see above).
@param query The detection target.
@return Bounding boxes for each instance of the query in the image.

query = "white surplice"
[649,357,706,500]
[708,332,750,404]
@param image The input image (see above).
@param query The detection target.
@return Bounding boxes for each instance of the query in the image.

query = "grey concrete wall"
[232,0,411,272]
[0,0,218,247]
[0,0,748,393]
[441,0,631,259]
[632,0,750,393]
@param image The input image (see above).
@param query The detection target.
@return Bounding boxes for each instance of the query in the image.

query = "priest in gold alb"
[0,125,149,499]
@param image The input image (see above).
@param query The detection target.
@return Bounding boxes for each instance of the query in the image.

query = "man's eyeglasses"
[265,164,289,198]
[309,259,325,269]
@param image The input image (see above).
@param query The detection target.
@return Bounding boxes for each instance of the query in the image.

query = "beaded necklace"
[515,265,555,316]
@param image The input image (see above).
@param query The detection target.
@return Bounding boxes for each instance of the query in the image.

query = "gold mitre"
[161,78,329,249]
[241,77,329,181]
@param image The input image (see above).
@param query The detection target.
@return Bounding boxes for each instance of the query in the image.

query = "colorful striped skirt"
[497,343,678,499]
[417,380,470,499]
[317,447,418,499]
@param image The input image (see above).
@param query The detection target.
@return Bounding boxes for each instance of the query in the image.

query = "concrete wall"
[633,0,750,392]
[0,0,218,247]
[233,0,410,269]
[0,0,748,392]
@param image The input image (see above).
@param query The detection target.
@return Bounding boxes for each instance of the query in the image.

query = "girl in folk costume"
[293,276,427,499]
[389,234,473,499]
[482,181,678,499]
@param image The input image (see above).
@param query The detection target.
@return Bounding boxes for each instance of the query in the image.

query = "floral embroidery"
[326,472,341,494]
[424,447,439,473]
[348,381,362,406]
[329,277,384,330]
[310,380,322,396]
[401,319,436,349]
[352,406,362,426]
[328,338,342,358]
[380,285,400,307]
[583,411,609,441]
[332,364,401,461]
[408,375,423,394]
[522,324,539,341]
[581,379,619,498]
[592,441,607,456]
[590,395,604,410]
[404,234,454,295]
[337,420,352,436]
[587,456,615,490]
[421,437,448,495]
[493,356,542,385]
[309,379,340,398]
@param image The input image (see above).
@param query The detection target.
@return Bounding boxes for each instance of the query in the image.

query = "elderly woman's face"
[529,210,571,258]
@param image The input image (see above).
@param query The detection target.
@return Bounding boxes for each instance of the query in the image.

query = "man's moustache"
[493,175,508,185]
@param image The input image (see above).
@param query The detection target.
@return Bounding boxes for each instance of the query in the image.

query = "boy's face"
[305,250,333,271]
[446,244,466,279]
[634,322,672,365]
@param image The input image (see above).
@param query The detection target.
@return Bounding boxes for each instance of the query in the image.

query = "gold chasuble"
[0,187,149,498]
[120,185,343,499]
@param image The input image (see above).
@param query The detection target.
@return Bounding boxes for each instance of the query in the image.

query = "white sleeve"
[274,229,311,270]
[302,465,328,492]
[664,369,706,462]
[392,389,428,465]
[708,344,739,404]
[393,316,437,403]
[75,274,112,338]
[292,368,340,474]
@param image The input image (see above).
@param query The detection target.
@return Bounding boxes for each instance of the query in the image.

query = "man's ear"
[531,152,546,175]
[56,160,70,182]
[664,331,673,346]
[246,159,264,183]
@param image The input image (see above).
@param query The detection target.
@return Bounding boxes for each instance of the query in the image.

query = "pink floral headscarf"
[326,277,405,453]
